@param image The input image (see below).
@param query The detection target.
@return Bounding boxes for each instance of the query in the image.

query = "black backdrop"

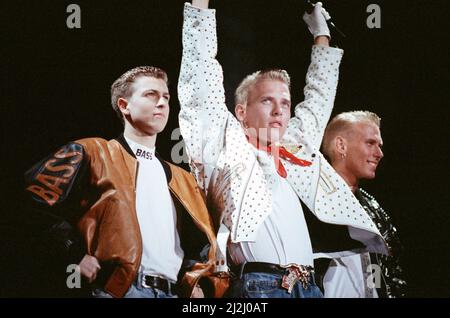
[1,0,449,297]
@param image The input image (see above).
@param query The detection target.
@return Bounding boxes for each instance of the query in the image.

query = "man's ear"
[117,98,129,115]
[235,103,246,124]
[335,136,347,156]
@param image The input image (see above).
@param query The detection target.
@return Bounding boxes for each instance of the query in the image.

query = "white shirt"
[323,253,378,298]
[229,150,314,267]
[126,137,184,282]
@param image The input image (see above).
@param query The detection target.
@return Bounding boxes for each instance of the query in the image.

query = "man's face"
[124,76,170,135]
[343,122,384,180]
[243,80,291,146]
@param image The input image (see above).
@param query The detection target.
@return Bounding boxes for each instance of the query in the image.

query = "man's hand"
[79,254,101,283]
[303,2,331,45]
[192,0,209,9]
[191,284,205,298]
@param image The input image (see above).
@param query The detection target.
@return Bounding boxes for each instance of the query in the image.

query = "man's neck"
[334,165,359,193]
[246,134,273,150]
[123,125,157,149]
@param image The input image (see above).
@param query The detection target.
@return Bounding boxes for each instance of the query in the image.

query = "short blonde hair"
[322,110,381,161]
[235,69,291,105]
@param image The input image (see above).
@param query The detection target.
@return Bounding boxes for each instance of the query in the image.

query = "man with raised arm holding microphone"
[178,0,388,298]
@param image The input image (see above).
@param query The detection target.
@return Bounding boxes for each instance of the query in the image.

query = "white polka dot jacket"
[178,3,389,264]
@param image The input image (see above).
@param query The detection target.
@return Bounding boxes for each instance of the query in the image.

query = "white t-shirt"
[126,137,184,282]
[230,150,314,267]
[323,253,378,298]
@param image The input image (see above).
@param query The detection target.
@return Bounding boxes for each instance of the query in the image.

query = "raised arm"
[178,1,230,190]
[283,2,343,149]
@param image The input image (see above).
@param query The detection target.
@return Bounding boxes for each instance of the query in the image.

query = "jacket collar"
[115,134,172,183]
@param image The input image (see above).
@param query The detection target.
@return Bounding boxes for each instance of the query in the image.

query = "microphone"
[305,0,346,38]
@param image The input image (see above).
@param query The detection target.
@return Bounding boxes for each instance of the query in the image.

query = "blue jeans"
[230,272,323,298]
[92,275,178,298]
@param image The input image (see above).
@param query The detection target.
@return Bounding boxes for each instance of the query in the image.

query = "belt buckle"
[280,263,311,293]
[141,275,154,289]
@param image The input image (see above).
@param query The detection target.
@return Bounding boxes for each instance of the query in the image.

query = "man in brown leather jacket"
[24,66,224,298]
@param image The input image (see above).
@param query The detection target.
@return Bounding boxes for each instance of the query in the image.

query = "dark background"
[1,0,449,297]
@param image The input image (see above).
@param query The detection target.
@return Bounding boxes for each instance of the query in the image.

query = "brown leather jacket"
[25,135,225,297]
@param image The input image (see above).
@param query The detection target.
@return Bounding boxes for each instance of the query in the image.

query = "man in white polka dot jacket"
[178,0,388,298]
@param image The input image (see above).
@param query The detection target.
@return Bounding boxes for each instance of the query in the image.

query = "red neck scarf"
[248,137,312,178]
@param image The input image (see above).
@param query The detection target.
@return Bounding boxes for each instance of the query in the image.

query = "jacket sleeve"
[283,45,343,149]
[178,3,232,191]
[24,142,89,265]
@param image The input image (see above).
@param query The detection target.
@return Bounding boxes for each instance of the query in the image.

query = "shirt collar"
[124,136,156,161]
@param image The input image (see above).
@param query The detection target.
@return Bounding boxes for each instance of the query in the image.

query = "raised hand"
[303,2,331,39]
[192,0,209,9]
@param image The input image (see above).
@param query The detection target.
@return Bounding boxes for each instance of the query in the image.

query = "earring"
[341,153,347,159]
[242,122,249,134]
